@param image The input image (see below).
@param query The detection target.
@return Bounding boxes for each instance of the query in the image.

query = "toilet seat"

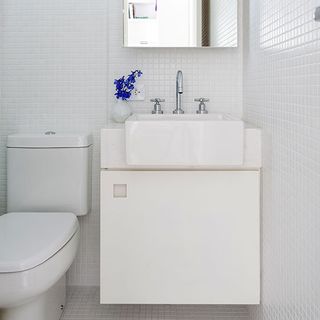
[0,212,79,273]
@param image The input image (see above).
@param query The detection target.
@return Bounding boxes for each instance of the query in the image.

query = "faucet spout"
[176,70,183,93]
[173,70,184,114]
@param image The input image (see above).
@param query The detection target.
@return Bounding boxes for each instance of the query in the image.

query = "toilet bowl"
[0,212,80,320]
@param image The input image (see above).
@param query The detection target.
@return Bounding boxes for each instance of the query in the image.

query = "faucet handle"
[151,98,165,103]
[151,98,165,114]
[194,98,210,103]
[195,98,209,114]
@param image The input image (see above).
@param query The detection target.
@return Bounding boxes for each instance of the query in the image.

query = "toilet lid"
[0,212,79,273]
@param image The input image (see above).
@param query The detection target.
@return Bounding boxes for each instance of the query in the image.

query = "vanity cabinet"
[100,170,260,304]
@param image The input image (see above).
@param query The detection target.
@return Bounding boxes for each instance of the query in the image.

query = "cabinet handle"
[113,184,127,198]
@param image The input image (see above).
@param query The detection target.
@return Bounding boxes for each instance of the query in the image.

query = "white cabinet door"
[101,171,260,304]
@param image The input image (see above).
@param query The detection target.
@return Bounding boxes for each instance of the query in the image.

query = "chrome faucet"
[173,70,184,114]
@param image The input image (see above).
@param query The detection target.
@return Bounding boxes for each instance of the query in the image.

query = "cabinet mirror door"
[123,0,238,48]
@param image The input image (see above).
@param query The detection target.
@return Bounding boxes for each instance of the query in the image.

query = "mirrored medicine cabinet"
[123,0,238,48]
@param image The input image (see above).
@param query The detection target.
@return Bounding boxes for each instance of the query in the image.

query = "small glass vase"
[111,100,132,123]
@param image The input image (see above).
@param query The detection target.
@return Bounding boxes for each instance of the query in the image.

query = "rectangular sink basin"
[125,114,244,166]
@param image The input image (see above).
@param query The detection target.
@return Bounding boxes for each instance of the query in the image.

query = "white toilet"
[0,133,92,320]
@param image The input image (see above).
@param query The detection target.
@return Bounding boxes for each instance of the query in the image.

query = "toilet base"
[0,274,66,320]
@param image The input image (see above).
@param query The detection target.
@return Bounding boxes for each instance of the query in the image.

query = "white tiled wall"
[243,0,320,319]
[0,0,243,287]
[0,0,109,286]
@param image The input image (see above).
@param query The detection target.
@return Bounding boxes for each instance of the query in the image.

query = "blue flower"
[114,70,143,101]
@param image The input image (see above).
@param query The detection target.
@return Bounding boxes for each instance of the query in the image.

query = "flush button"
[113,184,127,198]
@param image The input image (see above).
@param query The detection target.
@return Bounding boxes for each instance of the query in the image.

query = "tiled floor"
[61,287,249,320]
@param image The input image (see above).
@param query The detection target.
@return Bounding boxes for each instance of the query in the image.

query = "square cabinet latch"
[113,184,127,198]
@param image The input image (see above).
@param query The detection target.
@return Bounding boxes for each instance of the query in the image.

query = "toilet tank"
[7,133,93,216]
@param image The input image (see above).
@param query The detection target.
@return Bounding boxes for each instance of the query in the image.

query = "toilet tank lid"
[7,133,93,148]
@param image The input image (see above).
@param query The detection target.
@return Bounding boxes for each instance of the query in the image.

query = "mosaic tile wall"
[243,0,320,319]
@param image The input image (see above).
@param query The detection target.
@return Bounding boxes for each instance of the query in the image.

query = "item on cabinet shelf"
[315,7,320,21]
[151,98,164,114]
[195,98,209,114]
[128,2,157,20]
[128,3,134,19]
[111,100,132,123]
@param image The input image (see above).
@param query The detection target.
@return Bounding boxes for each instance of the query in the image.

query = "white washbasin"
[125,113,244,166]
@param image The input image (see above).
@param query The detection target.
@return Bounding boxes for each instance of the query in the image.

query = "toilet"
[0,133,92,320]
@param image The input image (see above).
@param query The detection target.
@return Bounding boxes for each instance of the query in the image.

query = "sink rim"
[126,113,242,122]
